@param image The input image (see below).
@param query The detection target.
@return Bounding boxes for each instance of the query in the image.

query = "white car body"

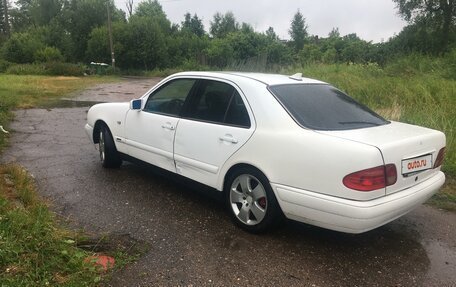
[85,72,446,233]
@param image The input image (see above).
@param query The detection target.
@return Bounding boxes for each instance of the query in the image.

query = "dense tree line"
[0,0,454,72]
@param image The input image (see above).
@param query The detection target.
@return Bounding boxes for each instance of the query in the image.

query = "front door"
[125,78,196,172]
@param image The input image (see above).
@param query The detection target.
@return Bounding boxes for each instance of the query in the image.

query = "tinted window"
[269,84,389,130]
[144,79,196,116]
[185,80,250,128]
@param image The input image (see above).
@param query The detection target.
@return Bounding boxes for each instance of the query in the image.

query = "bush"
[45,62,85,76]
[0,60,12,73]
[34,47,65,63]
[443,48,456,80]
[104,66,121,75]
[6,64,47,75]
[6,63,86,76]
[1,33,45,64]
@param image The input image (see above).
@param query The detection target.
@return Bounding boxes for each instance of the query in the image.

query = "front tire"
[99,125,122,168]
[225,167,282,233]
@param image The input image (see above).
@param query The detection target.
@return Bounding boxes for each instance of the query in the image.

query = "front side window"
[269,84,389,130]
[144,79,196,116]
[184,80,251,128]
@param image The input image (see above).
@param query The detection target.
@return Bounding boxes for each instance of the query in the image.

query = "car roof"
[172,71,326,86]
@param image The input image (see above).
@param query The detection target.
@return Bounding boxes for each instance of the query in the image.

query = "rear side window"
[269,84,389,130]
[184,80,251,128]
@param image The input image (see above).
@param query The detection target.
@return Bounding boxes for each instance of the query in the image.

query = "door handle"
[219,135,238,144]
[161,123,175,131]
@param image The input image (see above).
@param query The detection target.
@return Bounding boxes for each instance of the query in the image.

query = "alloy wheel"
[230,174,268,226]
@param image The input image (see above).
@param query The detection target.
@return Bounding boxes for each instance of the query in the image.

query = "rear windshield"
[269,84,389,130]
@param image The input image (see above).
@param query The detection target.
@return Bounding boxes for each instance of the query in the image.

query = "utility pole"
[106,1,115,68]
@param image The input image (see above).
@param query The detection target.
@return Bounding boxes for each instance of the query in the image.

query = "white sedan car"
[85,72,446,233]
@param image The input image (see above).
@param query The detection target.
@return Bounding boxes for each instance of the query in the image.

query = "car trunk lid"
[320,121,446,195]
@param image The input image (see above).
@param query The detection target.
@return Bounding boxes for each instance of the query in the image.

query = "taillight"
[343,164,397,192]
[433,147,446,168]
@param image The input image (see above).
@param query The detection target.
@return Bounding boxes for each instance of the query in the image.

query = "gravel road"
[2,78,455,286]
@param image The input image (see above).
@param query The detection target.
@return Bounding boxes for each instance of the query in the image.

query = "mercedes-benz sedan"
[85,72,446,233]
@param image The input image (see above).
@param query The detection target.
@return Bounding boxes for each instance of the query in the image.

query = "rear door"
[125,78,196,172]
[174,79,255,188]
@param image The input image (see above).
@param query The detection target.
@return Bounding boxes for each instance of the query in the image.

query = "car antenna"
[289,73,303,81]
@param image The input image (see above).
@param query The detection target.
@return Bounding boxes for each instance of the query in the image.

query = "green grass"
[0,164,102,286]
[428,178,456,211]
[0,75,117,150]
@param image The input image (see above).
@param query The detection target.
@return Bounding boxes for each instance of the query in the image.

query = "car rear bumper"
[272,171,445,234]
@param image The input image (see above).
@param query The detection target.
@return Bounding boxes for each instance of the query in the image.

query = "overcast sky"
[114,0,407,43]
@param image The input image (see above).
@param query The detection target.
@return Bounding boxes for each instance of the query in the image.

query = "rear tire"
[225,167,282,233]
[99,124,122,168]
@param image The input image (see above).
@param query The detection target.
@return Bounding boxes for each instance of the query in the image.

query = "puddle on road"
[38,99,103,109]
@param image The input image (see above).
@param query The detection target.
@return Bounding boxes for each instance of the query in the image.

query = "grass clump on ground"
[0,164,102,286]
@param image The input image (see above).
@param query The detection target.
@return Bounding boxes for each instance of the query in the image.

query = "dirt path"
[2,78,455,286]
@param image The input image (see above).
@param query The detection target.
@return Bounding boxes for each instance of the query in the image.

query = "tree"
[135,0,164,18]
[328,27,340,38]
[1,31,45,63]
[393,0,455,52]
[30,0,62,26]
[299,43,322,65]
[0,0,10,37]
[289,10,308,51]
[134,0,170,31]
[210,11,238,38]
[240,22,254,33]
[63,0,125,62]
[125,0,133,18]
[181,12,204,37]
[265,26,278,41]
[10,0,62,28]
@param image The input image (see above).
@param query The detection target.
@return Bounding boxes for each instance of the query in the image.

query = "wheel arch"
[222,163,271,192]
[93,120,108,144]
[223,162,285,232]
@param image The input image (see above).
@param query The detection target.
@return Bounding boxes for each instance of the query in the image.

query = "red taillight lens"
[433,147,446,169]
[343,164,397,192]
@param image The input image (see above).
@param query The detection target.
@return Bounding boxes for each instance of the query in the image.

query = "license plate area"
[401,154,433,175]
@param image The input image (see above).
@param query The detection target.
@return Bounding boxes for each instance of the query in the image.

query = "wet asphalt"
[1,78,455,287]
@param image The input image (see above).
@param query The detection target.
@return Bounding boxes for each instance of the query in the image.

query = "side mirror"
[130,99,142,110]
